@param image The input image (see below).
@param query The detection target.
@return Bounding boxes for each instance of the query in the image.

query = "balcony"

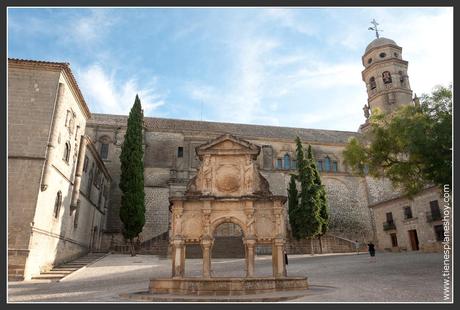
[426,211,442,223]
[383,221,396,231]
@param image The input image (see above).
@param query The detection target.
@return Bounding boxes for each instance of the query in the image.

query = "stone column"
[201,235,213,278]
[171,238,185,278]
[245,237,256,277]
[70,135,88,212]
[272,238,286,278]
[41,82,65,191]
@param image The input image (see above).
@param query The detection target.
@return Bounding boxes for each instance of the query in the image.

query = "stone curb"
[59,252,111,282]
[119,290,311,302]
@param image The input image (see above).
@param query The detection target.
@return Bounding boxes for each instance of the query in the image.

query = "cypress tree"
[289,137,322,249]
[303,144,322,254]
[119,95,146,256]
[287,174,299,238]
[308,145,329,254]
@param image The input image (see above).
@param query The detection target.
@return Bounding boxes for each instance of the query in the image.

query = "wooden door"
[408,229,419,251]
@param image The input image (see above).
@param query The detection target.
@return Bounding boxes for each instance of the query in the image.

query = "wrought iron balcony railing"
[426,211,442,222]
[383,221,396,231]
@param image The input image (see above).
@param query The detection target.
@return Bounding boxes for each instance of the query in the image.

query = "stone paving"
[8,251,449,303]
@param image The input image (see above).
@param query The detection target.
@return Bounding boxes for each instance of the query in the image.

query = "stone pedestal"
[149,277,308,295]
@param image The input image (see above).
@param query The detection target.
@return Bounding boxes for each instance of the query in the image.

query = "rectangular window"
[83,156,89,172]
[65,110,71,127]
[75,125,80,140]
[291,160,297,169]
[332,161,338,173]
[434,225,444,242]
[100,143,109,160]
[177,146,184,158]
[74,202,80,228]
[430,200,441,216]
[390,233,398,247]
[403,206,413,219]
[317,160,323,172]
[276,158,282,169]
[386,212,393,223]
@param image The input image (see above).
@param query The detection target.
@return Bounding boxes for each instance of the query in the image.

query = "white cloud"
[70,9,118,43]
[76,64,165,115]
[389,9,453,94]
[262,8,318,36]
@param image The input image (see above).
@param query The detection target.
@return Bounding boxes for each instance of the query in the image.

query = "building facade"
[370,187,446,252]
[8,59,111,280]
[8,36,447,280]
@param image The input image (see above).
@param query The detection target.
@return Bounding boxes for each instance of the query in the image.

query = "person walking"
[284,249,289,265]
[355,240,360,255]
[367,241,376,262]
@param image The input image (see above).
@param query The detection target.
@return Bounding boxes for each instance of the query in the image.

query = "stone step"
[41,270,74,274]
[32,274,66,280]
[51,268,80,272]
[60,264,86,267]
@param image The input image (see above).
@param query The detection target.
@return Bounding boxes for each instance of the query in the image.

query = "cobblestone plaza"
[8,251,448,302]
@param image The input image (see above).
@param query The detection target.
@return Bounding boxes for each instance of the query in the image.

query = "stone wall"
[86,115,379,248]
[8,65,61,280]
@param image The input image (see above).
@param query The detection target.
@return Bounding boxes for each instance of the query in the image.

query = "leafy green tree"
[119,95,146,256]
[289,137,322,254]
[343,85,452,197]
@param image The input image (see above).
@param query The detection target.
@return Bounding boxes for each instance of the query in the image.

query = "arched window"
[100,143,109,160]
[63,142,71,163]
[324,156,331,172]
[369,77,376,90]
[54,191,62,218]
[398,70,405,86]
[283,154,291,170]
[382,71,392,84]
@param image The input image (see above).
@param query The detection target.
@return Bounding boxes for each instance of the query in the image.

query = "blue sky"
[8,7,453,131]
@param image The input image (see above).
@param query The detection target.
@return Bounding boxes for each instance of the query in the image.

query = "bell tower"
[360,20,413,130]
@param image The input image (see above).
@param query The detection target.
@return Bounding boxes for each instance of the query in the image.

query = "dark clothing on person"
[284,251,288,265]
[368,243,376,256]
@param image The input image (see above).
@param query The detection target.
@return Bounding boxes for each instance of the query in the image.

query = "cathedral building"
[7,36,445,281]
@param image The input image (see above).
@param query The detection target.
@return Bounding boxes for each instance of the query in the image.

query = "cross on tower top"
[368,19,383,38]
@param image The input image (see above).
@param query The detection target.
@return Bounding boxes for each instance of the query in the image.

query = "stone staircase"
[111,232,170,257]
[31,252,107,281]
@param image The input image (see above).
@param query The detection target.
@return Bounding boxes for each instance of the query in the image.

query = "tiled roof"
[89,113,359,144]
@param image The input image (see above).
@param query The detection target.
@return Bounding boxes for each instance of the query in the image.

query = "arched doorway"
[212,222,245,258]
[211,222,245,277]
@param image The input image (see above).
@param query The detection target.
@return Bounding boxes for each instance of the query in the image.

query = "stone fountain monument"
[147,134,308,298]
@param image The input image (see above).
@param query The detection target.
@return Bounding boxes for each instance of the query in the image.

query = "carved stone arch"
[98,135,113,144]
[210,216,248,239]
